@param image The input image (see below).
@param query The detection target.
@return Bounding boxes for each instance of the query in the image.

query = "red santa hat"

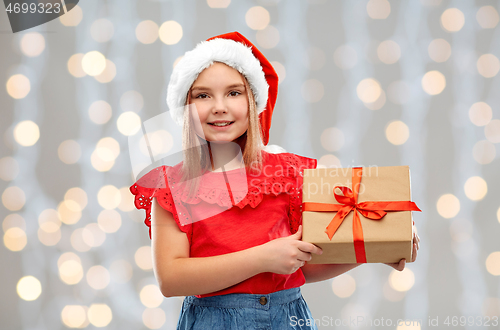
[166,31,278,146]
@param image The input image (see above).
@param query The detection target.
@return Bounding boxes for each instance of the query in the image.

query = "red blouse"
[130,151,317,298]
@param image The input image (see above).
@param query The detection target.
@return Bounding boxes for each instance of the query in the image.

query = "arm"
[151,198,263,297]
[301,263,361,284]
[151,198,322,297]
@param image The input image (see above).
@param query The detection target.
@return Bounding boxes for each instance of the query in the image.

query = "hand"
[258,225,323,274]
[385,220,420,271]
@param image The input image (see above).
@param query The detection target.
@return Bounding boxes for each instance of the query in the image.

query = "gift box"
[301,166,421,264]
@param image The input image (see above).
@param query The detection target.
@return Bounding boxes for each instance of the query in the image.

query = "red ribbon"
[302,167,421,263]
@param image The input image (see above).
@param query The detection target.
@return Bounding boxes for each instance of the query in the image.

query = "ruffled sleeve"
[280,153,317,234]
[129,166,193,241]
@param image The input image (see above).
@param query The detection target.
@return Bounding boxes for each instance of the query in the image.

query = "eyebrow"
[191,83,245,91]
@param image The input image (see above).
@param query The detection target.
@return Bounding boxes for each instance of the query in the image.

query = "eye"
[229,90,242,97]
[195,93,209,99]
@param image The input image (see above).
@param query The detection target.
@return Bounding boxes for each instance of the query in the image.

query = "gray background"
[1,0,499,329]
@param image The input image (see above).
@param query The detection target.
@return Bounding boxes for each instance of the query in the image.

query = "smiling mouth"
[209,121,234,127]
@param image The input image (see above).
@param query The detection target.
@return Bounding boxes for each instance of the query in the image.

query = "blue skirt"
[176,287,318,330]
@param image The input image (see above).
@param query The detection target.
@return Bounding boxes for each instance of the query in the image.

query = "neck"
[208,142,243,172]
[207,133,247,172]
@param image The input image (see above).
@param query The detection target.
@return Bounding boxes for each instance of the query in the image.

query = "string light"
[321,127,344,152]
[317,154,342,168]
[255,25,280,49]
[17,276,42,301]
[143,308,166,329]
[270,61,286,84]
[7,74,31,99]
[437,194,460,219]
[385,121,409,145]
[357,78,382,103]
[136,20,159,44]
[477,54,500,78]
[389,268,415,292]
[331,274,356,298]
[159,21,183,45]
[245,6,270,30]
[90,19,114,43]
[140,284,164,308]
[476,6,499,29]
[441,8,465,32]
[377,40,401,64]
[88,304,112,327]
[367,0,391,19]
[422,71,446,95]
[59,5,83,26]
[20,32,45,57]
[135,246,153,271]
[428,39,451,62]
[301,79,324,103]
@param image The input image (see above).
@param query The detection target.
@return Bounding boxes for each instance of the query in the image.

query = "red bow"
[302,167,421,263]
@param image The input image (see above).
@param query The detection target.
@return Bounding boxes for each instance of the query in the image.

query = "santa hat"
[166,31,278,146]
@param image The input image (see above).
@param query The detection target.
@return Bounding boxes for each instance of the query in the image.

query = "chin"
[209,140,233,144]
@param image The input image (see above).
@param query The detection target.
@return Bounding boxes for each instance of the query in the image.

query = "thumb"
[287,225,302,240]
[395,259,406,271]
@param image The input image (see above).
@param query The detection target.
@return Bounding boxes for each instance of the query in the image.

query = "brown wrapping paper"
[302,166,414,264]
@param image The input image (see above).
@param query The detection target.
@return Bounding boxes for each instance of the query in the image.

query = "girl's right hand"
[258,225,323,274]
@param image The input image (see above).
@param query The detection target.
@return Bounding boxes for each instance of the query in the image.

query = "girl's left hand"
[385,221,420,271]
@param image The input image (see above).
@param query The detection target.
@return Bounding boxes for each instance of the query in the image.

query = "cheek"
[236,111,249,130]
[189,104,206,136]
[235,99,249,121]
[193,104,212,128]
[193,103,209,121]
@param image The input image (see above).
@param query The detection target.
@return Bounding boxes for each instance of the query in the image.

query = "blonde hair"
[180,65,263,197]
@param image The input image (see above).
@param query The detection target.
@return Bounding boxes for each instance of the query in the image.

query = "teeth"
[211,122,232,126]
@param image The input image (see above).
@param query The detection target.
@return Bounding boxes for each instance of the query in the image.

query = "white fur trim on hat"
[167,38,269,126]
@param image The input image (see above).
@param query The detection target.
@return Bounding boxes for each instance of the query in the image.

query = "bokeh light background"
[1,0,500,329]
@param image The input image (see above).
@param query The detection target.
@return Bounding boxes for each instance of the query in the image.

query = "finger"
[297,251,314,262]
[390,259,405,271]
[292,261,304,273]
[296,261,306,272]
[288,225,302,239]
[413,231,420,244]
[412,243,418,262]
[297,242,323,255]
[385,259,405,271]
[398,259,406,271]
[385,262,398,269]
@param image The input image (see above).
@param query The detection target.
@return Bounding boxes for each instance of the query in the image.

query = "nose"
[212,96,227,114]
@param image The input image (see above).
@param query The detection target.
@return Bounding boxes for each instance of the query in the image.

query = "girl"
[130,32,420,330]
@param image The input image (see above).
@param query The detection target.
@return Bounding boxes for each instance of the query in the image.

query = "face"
[189,62,249,143]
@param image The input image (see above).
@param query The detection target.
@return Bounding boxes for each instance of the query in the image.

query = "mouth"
[208,121,234,127]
